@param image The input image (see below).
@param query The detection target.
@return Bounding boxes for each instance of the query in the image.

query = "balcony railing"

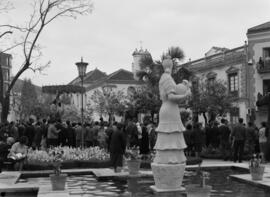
[257,58,270,73]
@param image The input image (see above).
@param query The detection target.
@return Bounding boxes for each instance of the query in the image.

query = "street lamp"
[75,57,88,148]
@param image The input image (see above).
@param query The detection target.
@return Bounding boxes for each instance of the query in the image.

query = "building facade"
[0,53,12,97]
[247,21,270,126]
[131,22,270,125]
[179,21,270,125]
[69,68,142,122]
[0,52,12,122]
[179,45,248,124]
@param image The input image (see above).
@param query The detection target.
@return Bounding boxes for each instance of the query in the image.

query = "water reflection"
[126,177,185,197]
[65,169,270,197]
[123,169,270,197]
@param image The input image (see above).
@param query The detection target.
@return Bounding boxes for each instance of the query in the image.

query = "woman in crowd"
[8,136,28,171]
[258,121,268,162]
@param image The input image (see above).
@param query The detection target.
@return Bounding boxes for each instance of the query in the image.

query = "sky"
[1,0,270,86]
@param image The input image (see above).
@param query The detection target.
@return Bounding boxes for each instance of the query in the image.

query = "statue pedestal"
[151,163,186,192]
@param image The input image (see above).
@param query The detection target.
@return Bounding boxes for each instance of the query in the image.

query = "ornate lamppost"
[75,57,88,148]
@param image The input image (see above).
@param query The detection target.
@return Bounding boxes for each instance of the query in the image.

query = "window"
[228,73,238,92]
[263,79,270,95]
[263,47,270,59]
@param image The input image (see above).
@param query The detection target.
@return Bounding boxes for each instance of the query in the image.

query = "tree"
[90,88,127,123]
[126,86,161,122]
[20,79,38,120]
[191,78,233,124]
[0,0,93,122]
[137,46,185,87]
[61,105,80,122]
[134,46,186,122]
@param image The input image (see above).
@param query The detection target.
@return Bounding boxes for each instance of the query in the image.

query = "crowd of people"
[0,118,157,171]
[184,118,268,163]
[0,116,269,171]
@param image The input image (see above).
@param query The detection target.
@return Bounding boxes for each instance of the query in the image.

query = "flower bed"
[25,146,110,170]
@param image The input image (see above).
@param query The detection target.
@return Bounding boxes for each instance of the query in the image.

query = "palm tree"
[167,46,185,61]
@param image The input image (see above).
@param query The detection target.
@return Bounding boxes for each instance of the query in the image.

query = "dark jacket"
[193,128,204,145]
[109,128,126,154]
[232,123,246,141]
[140,126,150,154]
[219,124,231,143]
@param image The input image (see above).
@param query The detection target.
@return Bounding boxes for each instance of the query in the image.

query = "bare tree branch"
[0,0,13,13]
[0,25,30,32]
[0,31,12,39]
[1,41,24,53]
[0,0,93,122]
[29,61,51,73]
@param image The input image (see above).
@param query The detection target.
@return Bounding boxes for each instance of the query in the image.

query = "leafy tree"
[180,110,191,126]
[61,105,80,122]
[126,86,161,122]
[0,0,93,122]
[191,78,233,124]
[20,79,38,120]
[90,88,127,123]
[84,102,94,123]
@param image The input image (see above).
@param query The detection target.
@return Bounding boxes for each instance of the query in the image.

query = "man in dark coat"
[32,122,43,149]
[140,123,150,158]
[125,120,138,148]
[66,121,76,147]
[245,121,257,157]
[25,119,35,147]
[192,122,204,158]
[109,122,126,172]
[231,118,246,163]
[219,119,231,161]
[0,137,10,172]
[183,124,193,156]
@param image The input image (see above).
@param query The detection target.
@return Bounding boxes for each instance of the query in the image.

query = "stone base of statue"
[151,163,186,192]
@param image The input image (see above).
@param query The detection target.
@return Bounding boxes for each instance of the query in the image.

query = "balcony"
[256,92,269,111]
[257,58,270,73]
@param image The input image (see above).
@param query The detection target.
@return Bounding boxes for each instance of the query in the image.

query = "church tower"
[132,48,152,80]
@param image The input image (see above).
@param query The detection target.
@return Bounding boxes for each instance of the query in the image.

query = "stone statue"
[151,57,191,192]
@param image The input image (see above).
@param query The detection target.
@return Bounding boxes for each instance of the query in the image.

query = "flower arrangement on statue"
[48,147,64,176]
[124,146,141,161]
[250,154,263,168]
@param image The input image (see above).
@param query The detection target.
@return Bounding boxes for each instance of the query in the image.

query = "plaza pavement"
[0,159,270,196]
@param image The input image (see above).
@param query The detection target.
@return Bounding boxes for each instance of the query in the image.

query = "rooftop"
[86,68,142,91]
[69,68,107,85]
[247,21,270,34]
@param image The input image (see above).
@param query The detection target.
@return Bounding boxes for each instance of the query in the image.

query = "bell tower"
[132,47,152,80]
